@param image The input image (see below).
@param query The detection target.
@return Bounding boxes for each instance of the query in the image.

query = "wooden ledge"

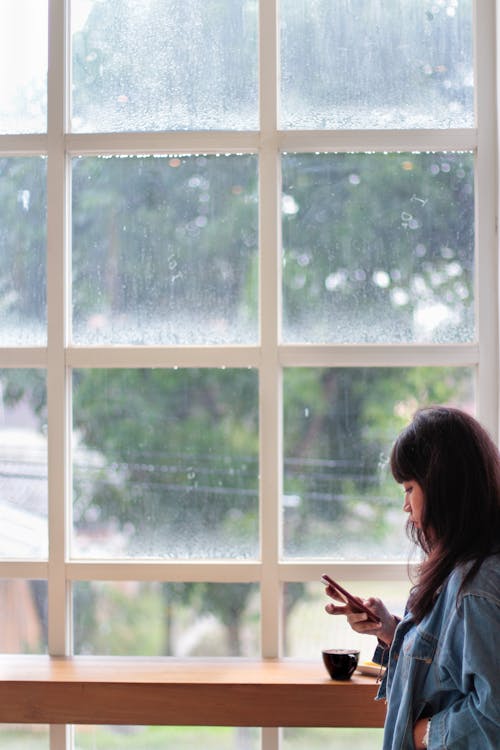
[0,656,386,727]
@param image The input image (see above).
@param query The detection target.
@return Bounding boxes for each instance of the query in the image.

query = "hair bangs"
[390,425,418,484]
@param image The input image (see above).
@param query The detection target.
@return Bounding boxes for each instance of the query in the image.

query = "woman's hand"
[324,590,398,646]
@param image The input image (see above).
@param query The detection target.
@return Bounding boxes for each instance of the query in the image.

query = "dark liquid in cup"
[322,648,360,680]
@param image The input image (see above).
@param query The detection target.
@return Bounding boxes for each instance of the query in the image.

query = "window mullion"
[279,561,414,583]
[278,343,479,368]
[47,0,70,666]
[65,131,259,155]
[474,0,499,440]
[259,0,282,664]
[262,727,281,750]
[279,128,477,153]
[0,134,48,153]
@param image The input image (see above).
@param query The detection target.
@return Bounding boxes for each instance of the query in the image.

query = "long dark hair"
[390,406,500,622]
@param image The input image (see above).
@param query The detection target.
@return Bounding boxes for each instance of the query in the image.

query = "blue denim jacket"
[375,554,500,749]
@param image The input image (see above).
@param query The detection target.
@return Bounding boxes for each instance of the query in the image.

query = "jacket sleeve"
[373,613,404,665]
[428,594,500,749]
[373,639,390,666]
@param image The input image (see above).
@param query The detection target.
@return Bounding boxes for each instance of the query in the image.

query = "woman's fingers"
[346,611,370,626]
[324,585,364,608]
[325,603,382,633]
[347,611,382,634]
[324,602,349,615]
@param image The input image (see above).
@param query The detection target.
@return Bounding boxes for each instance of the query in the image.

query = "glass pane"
[73,582,259,656]
[72,155,258,345]
[72,369,259,558]
[281,0,473,129]
[74,726,260,750]
[282,152,474,344]
[0,580,47,653]
[283,367,474,559]
[0,158,47,345]
[283,728,384,750]
[0,370,47,558]
[284,581,407,662]
[0,1,47,134]
[71,0,258,132]
[0,726,49,749]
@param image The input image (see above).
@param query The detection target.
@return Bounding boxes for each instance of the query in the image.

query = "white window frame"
[0,1,498,748]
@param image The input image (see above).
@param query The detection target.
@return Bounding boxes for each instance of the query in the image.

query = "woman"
[324,407,500,749]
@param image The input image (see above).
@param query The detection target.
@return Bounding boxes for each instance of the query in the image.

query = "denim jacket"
[375,554,500,749]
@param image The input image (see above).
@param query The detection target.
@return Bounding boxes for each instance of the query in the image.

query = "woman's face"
[402,480,425,528]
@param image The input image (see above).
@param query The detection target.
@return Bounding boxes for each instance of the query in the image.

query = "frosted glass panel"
[72,155,258,345]
[71,0,258,132]
[0,158,47,345]
[72,369,259,559]
[73,582,259,656]
[281,0,473,130]
[0,370,48,559]
[282,152,474,344]
[0,0,47,134]
[282,367,474,559]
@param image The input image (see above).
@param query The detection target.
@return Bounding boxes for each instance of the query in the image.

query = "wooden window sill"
[0,656,386,727]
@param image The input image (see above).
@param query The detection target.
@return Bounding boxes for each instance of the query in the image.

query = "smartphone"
[321,574,380,623]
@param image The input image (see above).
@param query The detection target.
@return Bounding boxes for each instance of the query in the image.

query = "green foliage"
[282,152,474,342]
[1,369,46,421]
[72,368,259,558]
[74,582,164,655]
[72,154,258,342]
[0,158,46,322]
[283,366,472,556]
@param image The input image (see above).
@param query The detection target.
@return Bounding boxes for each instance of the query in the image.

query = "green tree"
[0,157,46,328]
[72,154,258,343]
[283,366,472,557]
[282,152,474,343]
[72,368,259,559]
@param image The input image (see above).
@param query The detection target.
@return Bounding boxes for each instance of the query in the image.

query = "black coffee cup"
[322,648,360,680]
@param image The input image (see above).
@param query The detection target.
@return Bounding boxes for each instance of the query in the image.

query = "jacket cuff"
[373,640,389,666]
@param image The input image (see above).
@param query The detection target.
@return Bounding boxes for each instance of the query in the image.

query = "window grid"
[0,1,498,749]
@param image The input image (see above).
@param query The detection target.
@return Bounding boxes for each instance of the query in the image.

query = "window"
[0,1,497,749]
